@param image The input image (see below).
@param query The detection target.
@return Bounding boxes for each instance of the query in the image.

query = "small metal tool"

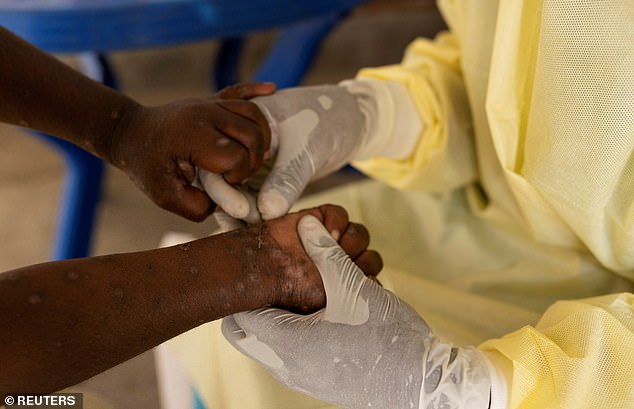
[257,213,263,249]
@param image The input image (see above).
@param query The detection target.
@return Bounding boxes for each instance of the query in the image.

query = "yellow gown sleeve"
[355,5,634,408]
[480,293,634,409]
[352,32,477,193]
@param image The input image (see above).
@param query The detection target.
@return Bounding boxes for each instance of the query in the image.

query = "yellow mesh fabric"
[167,1,634,408]
[354,0,634,407]
[166,179,632,409]
[481,294,634,409]
[488,0,634,273]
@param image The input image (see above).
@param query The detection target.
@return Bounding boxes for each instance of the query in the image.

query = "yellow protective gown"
[163,0,634,408]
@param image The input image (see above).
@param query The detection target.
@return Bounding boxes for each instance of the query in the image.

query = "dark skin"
[0,28,385,396]
[1,22,494,409]
[0,204,383,396]
[0,26,275,221]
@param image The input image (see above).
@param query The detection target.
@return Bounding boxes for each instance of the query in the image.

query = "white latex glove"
[202,80,421,222]
[198,169,261,223]
[222,215,494,409]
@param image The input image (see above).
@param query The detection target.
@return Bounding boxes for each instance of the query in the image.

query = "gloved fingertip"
[222,197,250,219]
[258,191,289,220]
[298,215,337,249]
[241,191,260,224]
[199,170,251,219]
[297,214,322,231]
[242,208,261,224]
[220,315,243,341]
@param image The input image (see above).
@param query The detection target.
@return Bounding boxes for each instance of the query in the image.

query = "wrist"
[419,343,493,409]
[197,225,283,320]
[248,222,293,310]
[92,99,143,166]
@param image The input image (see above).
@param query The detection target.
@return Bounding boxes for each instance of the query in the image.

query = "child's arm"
[0,26,274,221]
[0,204,381,395]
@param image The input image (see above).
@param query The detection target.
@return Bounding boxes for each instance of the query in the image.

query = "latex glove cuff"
[340,78,422,161]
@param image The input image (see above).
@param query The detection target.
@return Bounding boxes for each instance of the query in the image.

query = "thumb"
[255,102,318,220]
[257,162,310,220]
[298,215,370,326]
[162,181,213,222]
[221,311,286,370]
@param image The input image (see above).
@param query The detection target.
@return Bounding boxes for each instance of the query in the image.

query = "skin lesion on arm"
[0,204,381,396]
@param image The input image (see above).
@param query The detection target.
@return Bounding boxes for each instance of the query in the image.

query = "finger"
[228,185,260,224]
[221,311,286,371]
[163,183,214,222]
[255,105,318,219]
[221,314,245,342]
[338,222,370,260]
[199,170,251,219]
[216,82,276,100]
[230,308,292,335]
[218,100,271,159]
[177,160,197,185]
[215,99,269,131]
[257,183,297,220]
[298,215,370,326]
[221,314,263,362]
[317,204,349,241]
[258,155,313,220]
[214,101,269,171]
[195,135,251,183]
[353,250,383,278]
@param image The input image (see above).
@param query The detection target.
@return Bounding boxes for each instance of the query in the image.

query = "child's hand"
[106,82,275,221]
[253,204,383,313]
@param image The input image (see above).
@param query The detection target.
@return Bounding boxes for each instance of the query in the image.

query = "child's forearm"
[0,227,276,395]
[0,26,138,159]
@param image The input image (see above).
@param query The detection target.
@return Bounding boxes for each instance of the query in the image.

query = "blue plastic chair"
[0,0,368,260]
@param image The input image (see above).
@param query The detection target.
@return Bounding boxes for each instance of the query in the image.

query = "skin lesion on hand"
[236,204,383,314]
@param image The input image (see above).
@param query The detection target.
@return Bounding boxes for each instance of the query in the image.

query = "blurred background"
[0,1,444,407]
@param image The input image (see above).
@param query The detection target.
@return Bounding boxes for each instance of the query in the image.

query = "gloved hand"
[222,215,493,409]
[204,79,422,222]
